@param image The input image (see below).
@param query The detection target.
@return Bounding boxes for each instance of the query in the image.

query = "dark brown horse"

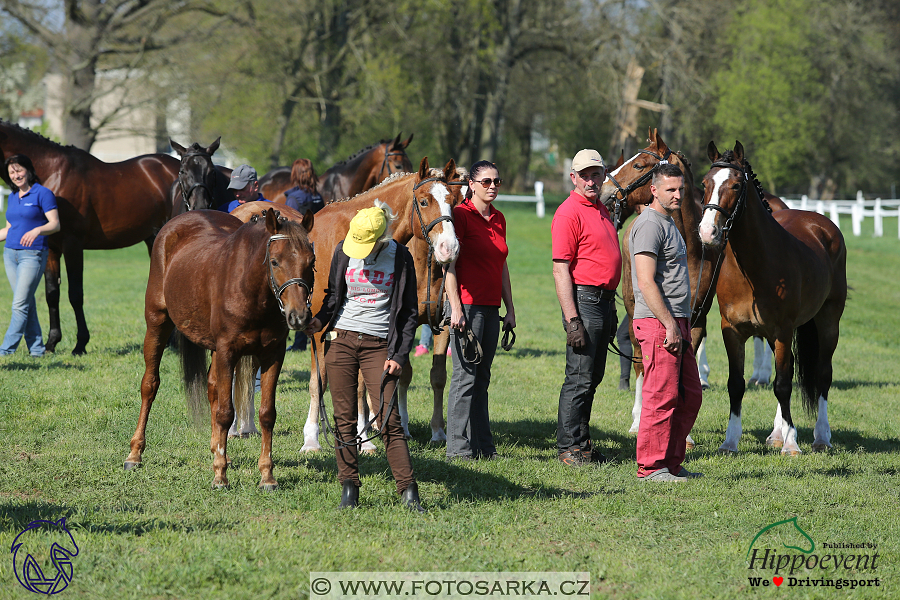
[699,141,846,455]
[170,138,223,211]
[124,208,316,489]
[300,157,464,452]
[258,133,414,204]
[598,130,721,442]
[0,120,183,354]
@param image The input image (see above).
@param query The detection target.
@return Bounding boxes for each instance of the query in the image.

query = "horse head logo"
[11,517,79,595]
[747,516,815,559]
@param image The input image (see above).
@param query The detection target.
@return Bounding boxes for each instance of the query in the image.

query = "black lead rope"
[310,336,398,449]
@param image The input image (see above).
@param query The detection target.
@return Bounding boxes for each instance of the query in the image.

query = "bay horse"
[699,141,846,455]
[123,208,316,489]
[0,119,182,355]
[170,138,222,211]
[301,157,464,452]
[597,130,721,443]
[258,133,414,204]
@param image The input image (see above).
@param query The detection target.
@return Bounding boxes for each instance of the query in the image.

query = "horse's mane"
[718,150,770,212]
[330,138,395,168]
[326,170,414,205]
[0,119,80,152]
[249,210,313,252]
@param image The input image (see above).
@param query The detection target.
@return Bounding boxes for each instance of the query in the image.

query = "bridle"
[264,234,313,316]
[604,147,673,229]
[378,145,407,180]
[179,152,215,211]
[410,176,465,335]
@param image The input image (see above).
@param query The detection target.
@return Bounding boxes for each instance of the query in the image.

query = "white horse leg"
[781,420,802,455]
[397,380,412,440]
[358,409,377,455]
[765,402,784,448]
[751,337,773,385]
[696,337,710,388]
[301,374,322,452]
[811,395,832,451]
[719,412,742,453]
[629,372,644,434]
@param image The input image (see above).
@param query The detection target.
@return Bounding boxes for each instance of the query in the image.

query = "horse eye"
[419,198,428,206]
[270,259,279,267]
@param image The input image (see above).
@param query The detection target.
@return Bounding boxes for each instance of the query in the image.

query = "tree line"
[2,0,899,198]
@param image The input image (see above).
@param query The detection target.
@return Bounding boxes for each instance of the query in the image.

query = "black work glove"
[564,316,587,352]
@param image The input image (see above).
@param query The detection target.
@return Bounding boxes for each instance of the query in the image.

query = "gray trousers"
[446,304,500,458]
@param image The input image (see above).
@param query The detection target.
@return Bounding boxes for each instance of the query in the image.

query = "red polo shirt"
[453,200,508,306]
[551,190,622,289]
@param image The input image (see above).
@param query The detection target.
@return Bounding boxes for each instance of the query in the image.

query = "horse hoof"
[685,440,695,451]
[747,378,758,386]
[717,448,737,455]
[628,426,639,435]
[811,443,831,453]
[301,439,322,453]
[359,447,377,456]
[212,481,230,490]
[765,437,784,448]
[71,346,87,356]
[259,482,279,492]
[123,460,142,470]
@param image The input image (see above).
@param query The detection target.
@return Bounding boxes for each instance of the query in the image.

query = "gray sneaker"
[641,467,687,482]
[676,467,703,479]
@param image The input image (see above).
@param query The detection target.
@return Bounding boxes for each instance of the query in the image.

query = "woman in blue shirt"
[0,154,60,356]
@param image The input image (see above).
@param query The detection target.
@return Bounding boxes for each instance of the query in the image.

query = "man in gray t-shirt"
[629,163,703,483]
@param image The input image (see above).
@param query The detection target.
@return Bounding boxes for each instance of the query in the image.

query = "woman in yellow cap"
[306,202,423,511]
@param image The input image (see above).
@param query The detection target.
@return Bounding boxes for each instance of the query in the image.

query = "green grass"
[0,204,897,599]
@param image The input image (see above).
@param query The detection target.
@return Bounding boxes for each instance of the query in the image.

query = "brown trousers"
[324,329,414,494]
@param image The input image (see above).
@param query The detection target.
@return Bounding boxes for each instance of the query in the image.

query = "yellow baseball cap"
[344,206,387,259]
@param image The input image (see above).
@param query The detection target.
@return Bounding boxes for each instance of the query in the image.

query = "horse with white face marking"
[700,141,846,455]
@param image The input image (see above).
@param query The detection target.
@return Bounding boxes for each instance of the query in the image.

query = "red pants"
[324,329,414,494]
[633,317,703,476]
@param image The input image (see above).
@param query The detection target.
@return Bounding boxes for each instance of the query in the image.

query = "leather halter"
[378,145,407,180]
[605,147,673,229]
[703,160,750,244]
[265,234,313,316]
[179,152,215,211]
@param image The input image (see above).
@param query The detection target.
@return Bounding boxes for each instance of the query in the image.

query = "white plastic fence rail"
[1,186,8,212]
[782,191,900,238]
[463,181,545,218]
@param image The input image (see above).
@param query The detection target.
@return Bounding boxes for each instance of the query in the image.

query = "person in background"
[305,204,423,512]
[0,154,60,357]
[414,325,433,357]
[284,158,325,352]
[551,149,620,466]
[444,160,515,461]
[219,164,270,212]
[630,163,703,482]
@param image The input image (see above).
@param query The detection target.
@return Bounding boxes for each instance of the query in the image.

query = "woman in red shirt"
[445,161,516,460]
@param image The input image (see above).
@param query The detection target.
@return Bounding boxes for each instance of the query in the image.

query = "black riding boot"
[339,480,359,509]
[400,482,426,513]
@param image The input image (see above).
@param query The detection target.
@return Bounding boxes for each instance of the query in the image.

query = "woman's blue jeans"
[1,247,48,356]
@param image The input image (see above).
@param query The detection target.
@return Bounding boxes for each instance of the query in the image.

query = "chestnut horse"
[170,138,225,211]
[0,120,183,354]
[699,141,846,455]
[598,130,721,443]
[301,157,464,452]
[124,208,316,489]
[259,133,414,204]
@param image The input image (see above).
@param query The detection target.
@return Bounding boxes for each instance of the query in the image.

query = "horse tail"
[233,356,255,427]
[177,332,209,426]
[793,319,820,415]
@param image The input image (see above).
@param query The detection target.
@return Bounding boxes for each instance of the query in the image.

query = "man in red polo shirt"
[551,149,622,466]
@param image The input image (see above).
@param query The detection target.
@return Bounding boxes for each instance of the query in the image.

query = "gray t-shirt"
[630,207,691,320]
[334,240,397,338]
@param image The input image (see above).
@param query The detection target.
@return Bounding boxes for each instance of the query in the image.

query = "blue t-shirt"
[5,183,58,250]
[284,186,324,214]
[218,194,271,213]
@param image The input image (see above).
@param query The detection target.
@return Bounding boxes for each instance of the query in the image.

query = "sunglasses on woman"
[474,178,502,187]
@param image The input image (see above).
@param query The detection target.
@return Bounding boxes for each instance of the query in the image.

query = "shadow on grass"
[831,379,899,390]
[112,342,142,356]
[509,347,565,359]
[0,360,86,371]
[0,500,75,530]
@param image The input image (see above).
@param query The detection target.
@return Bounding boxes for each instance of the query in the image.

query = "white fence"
[463,181,545,218]
[1,186,8,212]
[782,191,900,238]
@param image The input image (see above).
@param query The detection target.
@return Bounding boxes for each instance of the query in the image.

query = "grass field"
[0,202,897,599]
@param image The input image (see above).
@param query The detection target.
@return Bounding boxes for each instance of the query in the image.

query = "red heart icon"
[773,577,783,586]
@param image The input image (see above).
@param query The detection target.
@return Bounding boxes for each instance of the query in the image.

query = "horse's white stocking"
[719,412,742,453]
[629,372,644,434]
[302,384,322,452]
[781,421,802,455]
[696,337,709,387]
[397,381,412,440]
[811,395,832,451]
[358,412,377,454]
[765,403,784,447]
[751,337,773,384]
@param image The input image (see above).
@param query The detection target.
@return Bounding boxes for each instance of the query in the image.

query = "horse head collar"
[179,151,215,211]
[410,176,453,245]
[605,146,673,229]
[265,234,313,316]
[703,160,750,242]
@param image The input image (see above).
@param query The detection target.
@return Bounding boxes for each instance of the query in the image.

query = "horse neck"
[725,183,780,270]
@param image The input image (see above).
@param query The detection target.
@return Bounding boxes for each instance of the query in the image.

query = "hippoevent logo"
[11,518,79,595]
[746,517,881,591]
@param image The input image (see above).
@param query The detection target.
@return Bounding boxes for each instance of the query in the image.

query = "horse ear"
[401,133,413,149]
[443,158,457,180]
[264,207,280,234]
[734,140,745,164]
[391,132,402,149]
[647,127,654,144]
[301,208,314,233]
[707,141,720,163]
[171,139,186,156]
[655,130,669,155]
[207,137,221,156]
[417,156,430,179]
[615,150,625,169]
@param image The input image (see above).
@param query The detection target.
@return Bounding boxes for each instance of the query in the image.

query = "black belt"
[574,285,615,301]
